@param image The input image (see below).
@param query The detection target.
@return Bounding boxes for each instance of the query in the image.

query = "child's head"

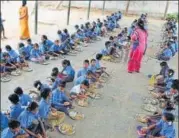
[8,93,19,105]
[57,30,62,35]
[160,61,168,68]
[54,39,60,45]
[33,43,39,49]
[8,120,21,133]
[41,88,51,100]
[14,87,23,95]
[41,35,48,41]
[2,52,9,59]
[83,59,89,68]
[63,29,68,34]
[5,45,12,51]
[27,101,39,114]
[18,42,25,49]
[81,80,89,90]
[90,59,96,66]
[33,80,42,91]
[165,101,175,111]
[168,69,174,77]
[27,38,32,44]
[162,112,175,123]
[75,25,79,30]
[96,53,103,60]
[105,41,111,48]
[58,81,66,91]
[86,70,93,79]
[62,59,70,67]
[109,36,114,41]
[171,79,179,93]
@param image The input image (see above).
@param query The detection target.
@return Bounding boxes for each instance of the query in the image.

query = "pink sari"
[128,27,147,72]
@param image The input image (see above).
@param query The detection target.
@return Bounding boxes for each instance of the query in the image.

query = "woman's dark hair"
[137,19,145,30]
[8,94,19,104]
[59,81,66,88]
[160,61,167,67]
[27,101,38,111]
[33,80,42,91]
[5,45,12,51]
[163,112,175,122]
[84,59,89,64]
[8,120,20,129]
[42,35,48,40]
[96,53,103,60]
[22,0,27,6]
[18,43,25,48]
[14,87,23,95]
[41,88,51,99]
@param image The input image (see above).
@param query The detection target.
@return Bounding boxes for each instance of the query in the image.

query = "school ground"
[1,2,178,138]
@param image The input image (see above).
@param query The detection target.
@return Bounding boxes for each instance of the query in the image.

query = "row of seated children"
[1,52,110,137]
[136,60,178,137]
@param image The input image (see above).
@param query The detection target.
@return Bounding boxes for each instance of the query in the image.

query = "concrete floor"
[1,2,178,138]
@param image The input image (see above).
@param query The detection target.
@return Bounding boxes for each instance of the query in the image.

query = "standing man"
[0,12,7,39]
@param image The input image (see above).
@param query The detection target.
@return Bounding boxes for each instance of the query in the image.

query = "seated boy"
[51,82,72,116]
[1,120,29,138]
[77,59,90,78]
[70,80,89,99]
[25,38,33,60]
[75,70,93,85]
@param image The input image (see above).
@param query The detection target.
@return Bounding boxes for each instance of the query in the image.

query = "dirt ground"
[1,2,178,138]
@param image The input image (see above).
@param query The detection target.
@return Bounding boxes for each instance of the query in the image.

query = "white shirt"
[70,85,85,94]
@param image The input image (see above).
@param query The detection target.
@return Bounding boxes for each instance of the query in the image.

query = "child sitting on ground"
[25,38,33,60]
[75,70,93,85]
[77,59,90,78]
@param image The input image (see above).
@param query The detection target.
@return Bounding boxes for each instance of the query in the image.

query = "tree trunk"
[164,0,169,19]
[125,0,130,16]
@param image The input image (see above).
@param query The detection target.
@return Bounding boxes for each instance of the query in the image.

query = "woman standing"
[19,0,30,40]
[127,19,148,73]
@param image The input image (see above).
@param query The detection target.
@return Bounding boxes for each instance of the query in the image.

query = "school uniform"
[7,50,19,62]
[40,83,51,93]
[25,44,33,60]
[1,127,26,138]
[58,33,66,43]
[10,103,24,120]
[51,89,71,115]
[0,112,8,130]
[75,75,88,85]
[95,59,101,69]
[18,93,32,107]
[61,65,75,82]
[51,78,62,91]
[30,48,45,62]
[38,99,50,119]
[158,48,172,61]
[174,42,178,52]
[88,65,97,73]
[77,67,89,78]
[164,76,174,91]
[159,66,169,79]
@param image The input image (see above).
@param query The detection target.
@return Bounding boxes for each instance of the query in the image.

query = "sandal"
[143,97,158,105]
[142,104,158,113]
[69,111,84,120]
[134,114,148,123]
[57,123,75,135]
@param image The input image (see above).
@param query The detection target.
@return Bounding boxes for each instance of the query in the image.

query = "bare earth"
[1,2,178,138]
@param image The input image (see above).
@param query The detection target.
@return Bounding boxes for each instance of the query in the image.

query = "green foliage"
[166,13,178,21]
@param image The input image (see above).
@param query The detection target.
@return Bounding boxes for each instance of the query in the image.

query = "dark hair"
[41,88,51,99]
[86,70,93,76]
[84,59,89,64]
[59,81,66,88]
[27,38,32,43]
[63,29,68,33]
[42,35,48,40]
[57,30,62,34]
[171,79,179,91]
[105,41,111,47]
[34,43,39,47]
[2,52,9,58]
[109,36,114,40]
[137,19,145,30]
[5,45,12,51]
[34,80,42,91]
[75,25,79,29]
[18,43,25,48]
[91,59,96,63]
[163,112,175,122]
[160,61,168,67]
[81,80,89,87]
[96,53,103,60]
[52,67,59,73]
[8,120,20,129]
[8,94,19,104]
[14,87,23,95]
[165,101,175,111]
[27,101,38,111]
[168,69,174,77]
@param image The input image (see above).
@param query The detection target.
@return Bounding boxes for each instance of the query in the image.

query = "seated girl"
[1,120,29,138]
[18,102,47,138]
[51,82,72,116]
[157,42,173,61]
[5,45,19,63]
[30,43,47,64]
[8,94,24,120]
[57,30,67,43]
[95,53,107,74]
[50,67,62,91]
[58,59,75,83]
[14,87,32,107]
[75,70,93,86]
[138,113,176,138]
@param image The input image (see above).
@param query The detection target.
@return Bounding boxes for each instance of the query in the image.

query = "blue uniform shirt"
[63,65,75,78]
[49,44,62,52]
[95,59,101,69]
[75,75,88,85]
[88,65,97,73]
[19,94,32,106]
[25,44,33,56]
[156,119,176,138]
[30,49,42,58]
[51,89,69,108]
[18,110,39,128]
[164,76,174,91]
[7,50,19,62]
[51,78,62,91]
[38,99,51,119]
[10,103,24,120]
[1,127,25,138]
[162,48,172,58]
[0,112,8,130]
[77,68,89,78]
